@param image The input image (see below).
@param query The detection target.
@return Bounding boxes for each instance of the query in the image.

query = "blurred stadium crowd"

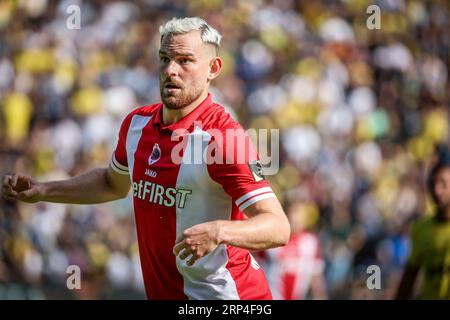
[0,0,449,299]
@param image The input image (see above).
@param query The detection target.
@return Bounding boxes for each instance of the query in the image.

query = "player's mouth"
[164,83,182,93]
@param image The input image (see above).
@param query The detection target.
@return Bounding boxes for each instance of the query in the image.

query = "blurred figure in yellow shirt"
[3,91,33,146]
[397,147,450,299]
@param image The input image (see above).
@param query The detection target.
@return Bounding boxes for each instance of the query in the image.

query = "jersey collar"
[153,93,213,132]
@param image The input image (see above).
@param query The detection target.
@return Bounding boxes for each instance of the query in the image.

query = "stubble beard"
[160,82,205,110]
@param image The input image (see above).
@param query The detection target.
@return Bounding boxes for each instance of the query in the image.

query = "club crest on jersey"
[148,143,161,165]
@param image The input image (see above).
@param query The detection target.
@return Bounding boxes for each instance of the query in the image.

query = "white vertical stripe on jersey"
[125,115,152,180]
[175,126,240,300]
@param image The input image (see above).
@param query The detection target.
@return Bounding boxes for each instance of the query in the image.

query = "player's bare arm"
[2,165,130,204]
[173,197,290,266]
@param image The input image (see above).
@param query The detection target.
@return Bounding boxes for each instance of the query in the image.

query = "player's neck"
[162,91,208,125]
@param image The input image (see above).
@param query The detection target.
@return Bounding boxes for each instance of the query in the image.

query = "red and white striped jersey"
[110,93,275,299]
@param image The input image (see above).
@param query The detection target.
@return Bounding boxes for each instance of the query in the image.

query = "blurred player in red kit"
[256,202,327,300]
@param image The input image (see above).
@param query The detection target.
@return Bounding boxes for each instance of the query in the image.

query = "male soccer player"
[396,149,450,299]
[2,17,290,300]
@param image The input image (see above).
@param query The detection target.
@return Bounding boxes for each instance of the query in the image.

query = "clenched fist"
[2,174,44,203]
[173,220,223,266]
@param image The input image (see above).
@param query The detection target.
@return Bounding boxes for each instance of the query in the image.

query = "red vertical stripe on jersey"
[132,118,187,300]
[225,245,273,300]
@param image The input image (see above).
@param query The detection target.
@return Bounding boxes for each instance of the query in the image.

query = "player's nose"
[163,60,178,77]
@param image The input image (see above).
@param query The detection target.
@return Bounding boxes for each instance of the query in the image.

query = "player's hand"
[2,174,45,203]
[173,220,223,266]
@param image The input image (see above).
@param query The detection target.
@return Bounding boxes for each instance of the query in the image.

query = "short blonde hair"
[159,17,222,52]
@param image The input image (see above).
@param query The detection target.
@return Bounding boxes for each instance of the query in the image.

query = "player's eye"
[160,56,170,63]
[179,58,190,64]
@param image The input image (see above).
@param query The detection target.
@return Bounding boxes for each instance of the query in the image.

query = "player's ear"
[207,56,222,81]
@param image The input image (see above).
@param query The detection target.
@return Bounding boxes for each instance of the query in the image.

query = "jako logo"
[145,169,157,178]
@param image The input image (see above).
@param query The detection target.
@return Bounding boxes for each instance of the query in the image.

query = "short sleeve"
[206,126,277,212]
[110,113,132,175]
